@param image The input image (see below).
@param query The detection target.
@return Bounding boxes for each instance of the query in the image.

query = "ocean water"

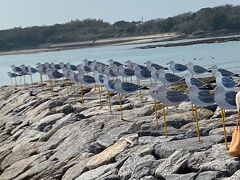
[0,38,240,87]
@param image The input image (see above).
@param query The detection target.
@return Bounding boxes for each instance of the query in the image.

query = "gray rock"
[116,143,154,162]
[155,150,192,178]
[182,115,237,136]
[62,153,92,180]
[39,113,84,141]
[140,176,158,180]
[48,98,66,110]
[188,144,240,176]
[212,107,238,118]
[138,127,186,137]
[223,170,240,180]
[97,122,140,148]
[76,163,117,180]
[55,104,73,114]
[43,125,52,132]
[155,135,224,158]
[0,154,40,180]
[33,113,65,131]
[164,173,196,180]
[196,171,220,180]
[88,142,103,154]
[0,142,43,170]
[118,155,158,180]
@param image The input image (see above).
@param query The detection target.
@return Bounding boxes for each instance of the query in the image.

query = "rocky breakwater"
[0,83,240,180]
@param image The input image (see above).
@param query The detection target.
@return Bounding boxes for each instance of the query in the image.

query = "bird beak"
[183,89,189,93]
[209,90,215,95]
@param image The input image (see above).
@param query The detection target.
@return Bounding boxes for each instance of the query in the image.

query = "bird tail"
[164,67,169,70]
[234,74,240,77]
[207,69,212,73]
[201,84,212,89]
[236,84,240,87]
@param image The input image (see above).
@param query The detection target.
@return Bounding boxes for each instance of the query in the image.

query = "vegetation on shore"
[0,5,240,52]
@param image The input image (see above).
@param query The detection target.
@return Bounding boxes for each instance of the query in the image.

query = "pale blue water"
[0,38,240,87]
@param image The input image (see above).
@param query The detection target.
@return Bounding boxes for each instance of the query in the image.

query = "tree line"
[0,5,240,52]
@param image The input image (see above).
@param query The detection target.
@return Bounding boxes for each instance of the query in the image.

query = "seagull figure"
[211,65,240,77]
[7,72,19,85]
[145,60,168,71]
[157,69,183,86]
[187,62,210,76]
[216,71,240,91]
[114,78,143,120]
[185,73,208,88]
[108,59,123,67]
[154,85,188,137]
[167,60,188,74]
[214,86,237,149]
[118,65,135,82]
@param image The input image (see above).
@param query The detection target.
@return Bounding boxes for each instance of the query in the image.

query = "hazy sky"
[1,0,239,30]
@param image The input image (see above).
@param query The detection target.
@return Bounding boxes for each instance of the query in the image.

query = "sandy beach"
[0,33,179,56]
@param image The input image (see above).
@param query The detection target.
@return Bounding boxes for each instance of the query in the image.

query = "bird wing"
[140,69,151,78]
[31,68,38,73]
[121,82,142,92]
[198,94,215,104]
[175,64,187,72]
[166,91,188,102]
[152,64,164,70]
[139,65,147,70]
[198,90,211,96]
[83,75,95,84]
[71,65,77,71]
[193,65,207,73]
[15,67,21,72]
[218,69,233,77]
[222,76,233,82]
[225,92,237,106]
[113,62,123,66]
[52,71,63,79]
[190,77,206,88]
[165,73,182,83]
[221,78,238,88]
[225,91,237,99]
[124,69,135,76]
[55,64,61,70]
[84,66,91,72]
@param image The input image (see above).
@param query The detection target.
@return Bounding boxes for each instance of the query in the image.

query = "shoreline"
[1,32,240,56]
[0,33,179,56]
[136,35,240,49]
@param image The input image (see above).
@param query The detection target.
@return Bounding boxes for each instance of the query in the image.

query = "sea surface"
[0,37,240,87]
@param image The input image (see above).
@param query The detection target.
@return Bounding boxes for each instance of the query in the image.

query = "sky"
[0,0,240,30]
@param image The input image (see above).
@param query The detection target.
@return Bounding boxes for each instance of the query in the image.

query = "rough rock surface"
[0,84,240,179]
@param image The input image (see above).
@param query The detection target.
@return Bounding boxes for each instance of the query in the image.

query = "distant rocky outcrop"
[0,82,239,180]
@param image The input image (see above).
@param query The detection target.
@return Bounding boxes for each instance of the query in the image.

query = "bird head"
[166,60,174,65]
[183,89,189,93]
[144,60,151,65]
